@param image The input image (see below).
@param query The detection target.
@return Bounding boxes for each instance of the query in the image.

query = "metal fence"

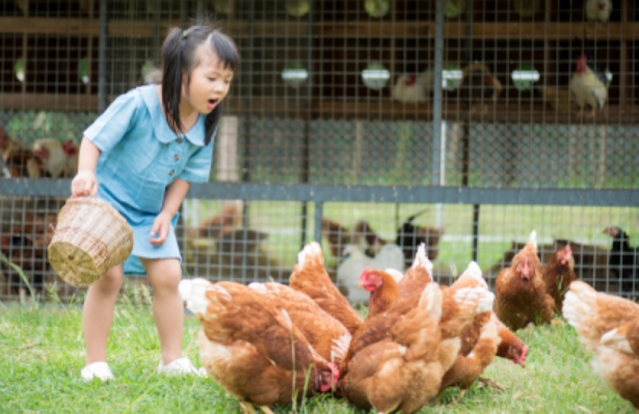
[1,0,638,302]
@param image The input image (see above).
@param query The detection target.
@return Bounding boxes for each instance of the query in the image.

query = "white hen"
[32,139,66,178]
[585,0,612,23]
[391,70,434,103]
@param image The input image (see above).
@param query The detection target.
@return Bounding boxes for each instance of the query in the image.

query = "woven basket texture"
[48,197,133,286]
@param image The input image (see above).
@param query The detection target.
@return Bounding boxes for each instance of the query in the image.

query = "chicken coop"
[0,0,638,303]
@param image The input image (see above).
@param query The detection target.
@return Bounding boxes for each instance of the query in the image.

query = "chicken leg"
[239,401,258,414]
[478,376,505,392]
[587,106,597,118]
[239,401,275,414]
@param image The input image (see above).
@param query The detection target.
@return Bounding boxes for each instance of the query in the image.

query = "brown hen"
[542,244,577,314]
[248,281,351,366]
[289,242,363,335]
[340,283,447,413]
[563,281,639,413]
[495,231,555,331]
[179,279,339,413]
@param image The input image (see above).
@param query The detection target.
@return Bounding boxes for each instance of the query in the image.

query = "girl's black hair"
[161,24,240,145]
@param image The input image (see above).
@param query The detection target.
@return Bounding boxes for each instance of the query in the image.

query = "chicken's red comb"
[359,267,372,282]
[62,140,78,156]
[564,245,572,257]
[519,345,529,367]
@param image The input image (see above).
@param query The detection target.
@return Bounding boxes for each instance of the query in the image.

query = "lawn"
[0,287,635,414]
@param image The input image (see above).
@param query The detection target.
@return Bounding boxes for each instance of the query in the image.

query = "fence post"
[431,0,444,186]
[97,0,107,113]
[314,201,323,244]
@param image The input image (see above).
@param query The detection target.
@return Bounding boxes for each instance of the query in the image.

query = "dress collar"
[139,85,206,146]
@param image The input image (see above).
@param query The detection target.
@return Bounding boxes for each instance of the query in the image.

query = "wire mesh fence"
[1,0,638,302]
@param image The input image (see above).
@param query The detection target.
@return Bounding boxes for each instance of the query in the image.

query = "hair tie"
[182,30,188,39]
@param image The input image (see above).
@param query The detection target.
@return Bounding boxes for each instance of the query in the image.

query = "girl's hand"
[150,211,172,246]
[71,169,98,197]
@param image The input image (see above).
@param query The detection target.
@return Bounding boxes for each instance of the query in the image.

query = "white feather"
[297,241,323,270]
[384,268,405,283]
[601,328,635,355]
[420,282,443,322]
[528,230,537,250]
[330,334,352,362]
[178,278,219,315]
[477,291,495,314]
[248,282,268,294]
[411,243,434,275]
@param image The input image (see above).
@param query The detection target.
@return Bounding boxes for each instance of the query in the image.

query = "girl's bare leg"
[83,264,124,365]
[140,258,183,365]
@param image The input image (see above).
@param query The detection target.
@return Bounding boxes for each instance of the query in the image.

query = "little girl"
[71,25,239,381]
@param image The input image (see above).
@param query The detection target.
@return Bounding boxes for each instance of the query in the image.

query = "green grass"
[0,294,635,414]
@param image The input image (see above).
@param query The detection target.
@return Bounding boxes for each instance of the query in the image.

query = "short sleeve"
[180,135,215,183]
[84,89,141,154]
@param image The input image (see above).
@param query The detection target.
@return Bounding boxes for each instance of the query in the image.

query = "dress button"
[169,170,175,176]
[174,154,180,161]
[176,137,183,144]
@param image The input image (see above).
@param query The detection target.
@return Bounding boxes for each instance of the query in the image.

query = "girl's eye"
[208,77,216,82]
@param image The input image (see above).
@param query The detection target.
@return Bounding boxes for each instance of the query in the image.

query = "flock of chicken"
[393,51,609,118]
[0,127,79,179]
[393,0,611,120]
[178,228,639,414]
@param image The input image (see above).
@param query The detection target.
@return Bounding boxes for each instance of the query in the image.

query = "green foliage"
[1,111,97,148]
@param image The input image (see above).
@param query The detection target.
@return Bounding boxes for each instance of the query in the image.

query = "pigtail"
[161,27,186,134]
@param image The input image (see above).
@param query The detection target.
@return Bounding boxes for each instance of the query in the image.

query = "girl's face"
[183,48,234,115]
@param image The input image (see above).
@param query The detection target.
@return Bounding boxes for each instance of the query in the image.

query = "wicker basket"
[48,197,134,287]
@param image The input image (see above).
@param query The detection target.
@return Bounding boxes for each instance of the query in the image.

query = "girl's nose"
[214,81,227,93]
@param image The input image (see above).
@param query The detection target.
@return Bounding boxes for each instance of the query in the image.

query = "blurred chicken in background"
[1,127,44,178]
[33,138,67,178]
[569,54,609,118]
[391,70,433,103]
[458,62,503,115]
[62,139,79,178]
[585,0,612,23]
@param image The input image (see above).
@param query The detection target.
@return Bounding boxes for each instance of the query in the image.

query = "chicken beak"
[356,283,364,289]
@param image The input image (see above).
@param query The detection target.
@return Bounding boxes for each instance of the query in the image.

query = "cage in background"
[1,0,638,302]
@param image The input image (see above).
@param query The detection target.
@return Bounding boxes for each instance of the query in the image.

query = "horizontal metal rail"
[1,179,638,207]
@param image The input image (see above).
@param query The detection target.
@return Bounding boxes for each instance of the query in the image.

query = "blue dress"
[84,85,215,275]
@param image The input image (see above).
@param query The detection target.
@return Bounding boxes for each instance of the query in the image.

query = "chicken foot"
[239,401,258,414]
[239,401,275,414]
[477,376,505,392]
[586,107,597,118]
[442,390,467,408]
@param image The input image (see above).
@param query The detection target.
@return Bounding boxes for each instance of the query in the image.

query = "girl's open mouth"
[207,99,217,109]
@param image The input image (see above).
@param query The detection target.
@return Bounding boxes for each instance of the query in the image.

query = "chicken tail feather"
[178,278,223,315]
[419,282,443,322]
[298,241,324,270]
[411,242,434,275]
[562,282,597,334]
[528,230,537,251]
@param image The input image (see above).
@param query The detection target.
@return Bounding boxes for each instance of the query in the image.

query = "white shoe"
[81,362,114,382]
[158,357,207,377]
